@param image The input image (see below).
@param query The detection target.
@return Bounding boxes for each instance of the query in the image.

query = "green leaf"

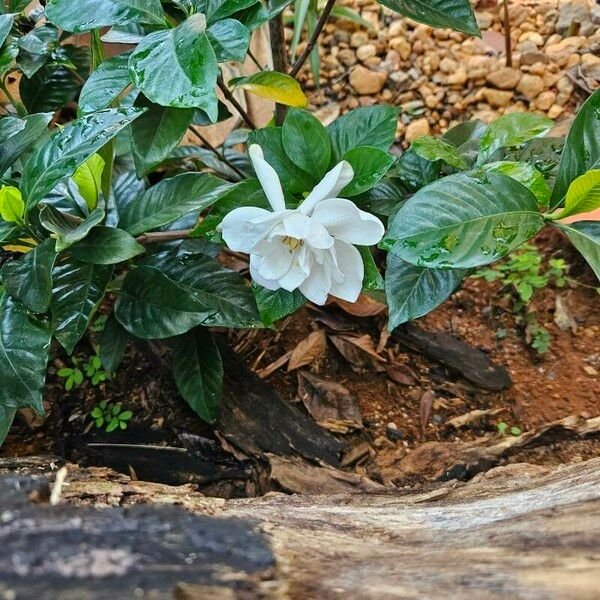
[78,52,132,114]
[266,0,295,18]
[19,65,80,114]
[330,5,375,29]
[551,170,600,220]
[341,146,395,196]
[554,221,600,281]
[382,172,545,269]
[39,204,105,252]
[230,70,307,108]
[358,177,408,217]
[69,226,145,264]
[130,95,195,177]
[442,119,485,148]
[327,105,399,163]
[115,265,215,338]
[72,154,105,211]
[359,246,384,290]
[396,148,442,191]
[119,172,230,235]
[0,113,52,174]
[377,0,479,36]
[45,0,165,32]
[411,135,468,169]
[478,113,554,164]
[0,13,14,48]
[207,18,250,62]
[1,238,57,313]
[21,108,145,210]
[282,108,331,178]
[551,89,600,206]
[143,247,261,328]
[247,127,316,194]
[129,14,219,121]
[0,404,16,448]
[99,315,130,375]
[0,292,51,412]
[16,24,58,78]
[386,254,466,329]
[253,285,306,327]
[51,260,113,353]
[482,160,551,209]
[172,327,222,424]
[0,185,24,224]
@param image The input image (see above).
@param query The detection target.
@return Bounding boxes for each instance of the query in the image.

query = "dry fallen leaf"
[447,408,506,430]
[288,330,327,372]
[329,334,386,371]
[420,389,435,434]
[554,295,577,334]
[331,293,387,317]
[297,371,363,433]
[386,365,418,386]
[257,351,291,379]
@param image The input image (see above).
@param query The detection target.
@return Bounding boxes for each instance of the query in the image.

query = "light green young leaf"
[0,185,24,224]
[550,170,600,221]
[230,70,307,108]
[72,154,105,210]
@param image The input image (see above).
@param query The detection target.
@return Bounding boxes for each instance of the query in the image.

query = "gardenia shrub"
[0,0,598,442]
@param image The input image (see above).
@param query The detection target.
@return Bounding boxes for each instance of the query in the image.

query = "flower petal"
[311,197,385,245]
[278,247,310,291]
[299,160,354,215]
[220,206,274,252]
[249,254,279,290]
[299,259,332,305]
[253,239,293,280]
[328,240,363,303]
[282,212,333,250]
[249,144,286,212]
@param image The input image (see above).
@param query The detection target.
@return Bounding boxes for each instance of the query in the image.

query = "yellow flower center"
[282,236,303,251]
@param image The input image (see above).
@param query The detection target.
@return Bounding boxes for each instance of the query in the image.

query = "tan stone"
[517,74,545,100]
[349,66,388,95]
[483,89,514,108]
[486,67,522,90]
[356,44,377,62]
[446,68,468,86]
[405,118,430,142]
[390,37,411,60]
[547,104,563,119]
[350,32,369,48]
[535,90,557,111]
[337,49,356,67]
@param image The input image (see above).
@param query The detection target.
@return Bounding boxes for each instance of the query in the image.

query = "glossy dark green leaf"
[21,108,144,210]
[395,148,442,191]
[78,52,131,114]
[0,292,51,412]
[51,260,113,353]
[383,172,545,269]
[172,327,222,424]
[411,135,468,169]
[19,65,79,113]
[248,127,316,194]
[0,112,51,174]
[386,254,466,329]
[1,237,57,313]
[357,177,409,218]
[341,146,395,196]
[482,160,551,208]
[0,35,18,79]
[204,0,257,23]
[119,172,230,235]
[115,265,215,338]
[99,314,131,375]
[554,221,600,281]
[442,119,485,147]
[551,88,600,206]
[16,24,58,78]
[253,285,306,327]
[207,18,250,62]
[282,108,331,178]
[143,248,261,328]
[69,226,145,264]
[45,0,165,32]
[129,14,219,121]
[378,0,479,35]
[327,105,399,162]
[130,95,195,176]
[0,404,16,448]
[478,113,553,164]
[39,204,105,252]
[0,13,14,48]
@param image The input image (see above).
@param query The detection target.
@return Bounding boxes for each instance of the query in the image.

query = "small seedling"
[90,400,133,432]
[497,422,522,436]
[83,354,108,385]
[90,314,108,333]
[57,359,84,391]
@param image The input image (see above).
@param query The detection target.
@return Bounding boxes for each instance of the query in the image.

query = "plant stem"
[217,75,256,130]
[503,0,512,68]
[289,0,335,77]
[247,48,265,71]
[269,9,288,125]
[135,229,193,245]
[0,80,27,117]
[188,124,246,179]
[90,29,106,71]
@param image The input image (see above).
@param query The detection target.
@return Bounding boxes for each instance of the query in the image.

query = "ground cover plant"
[0,0,599,447]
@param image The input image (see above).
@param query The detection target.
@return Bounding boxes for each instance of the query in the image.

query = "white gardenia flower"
[219,144,385,305]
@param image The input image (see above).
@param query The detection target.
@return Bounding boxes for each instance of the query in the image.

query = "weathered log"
[2,458,600,599]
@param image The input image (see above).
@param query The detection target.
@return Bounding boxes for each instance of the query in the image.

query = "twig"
[217,75,256,130]
[189,124,246,179]
[49,466,68,506]
[135,229,193,244]
[289,0,336,78]
[247,48,265,71]
[503,0,512,68]
[269,10,288,125]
